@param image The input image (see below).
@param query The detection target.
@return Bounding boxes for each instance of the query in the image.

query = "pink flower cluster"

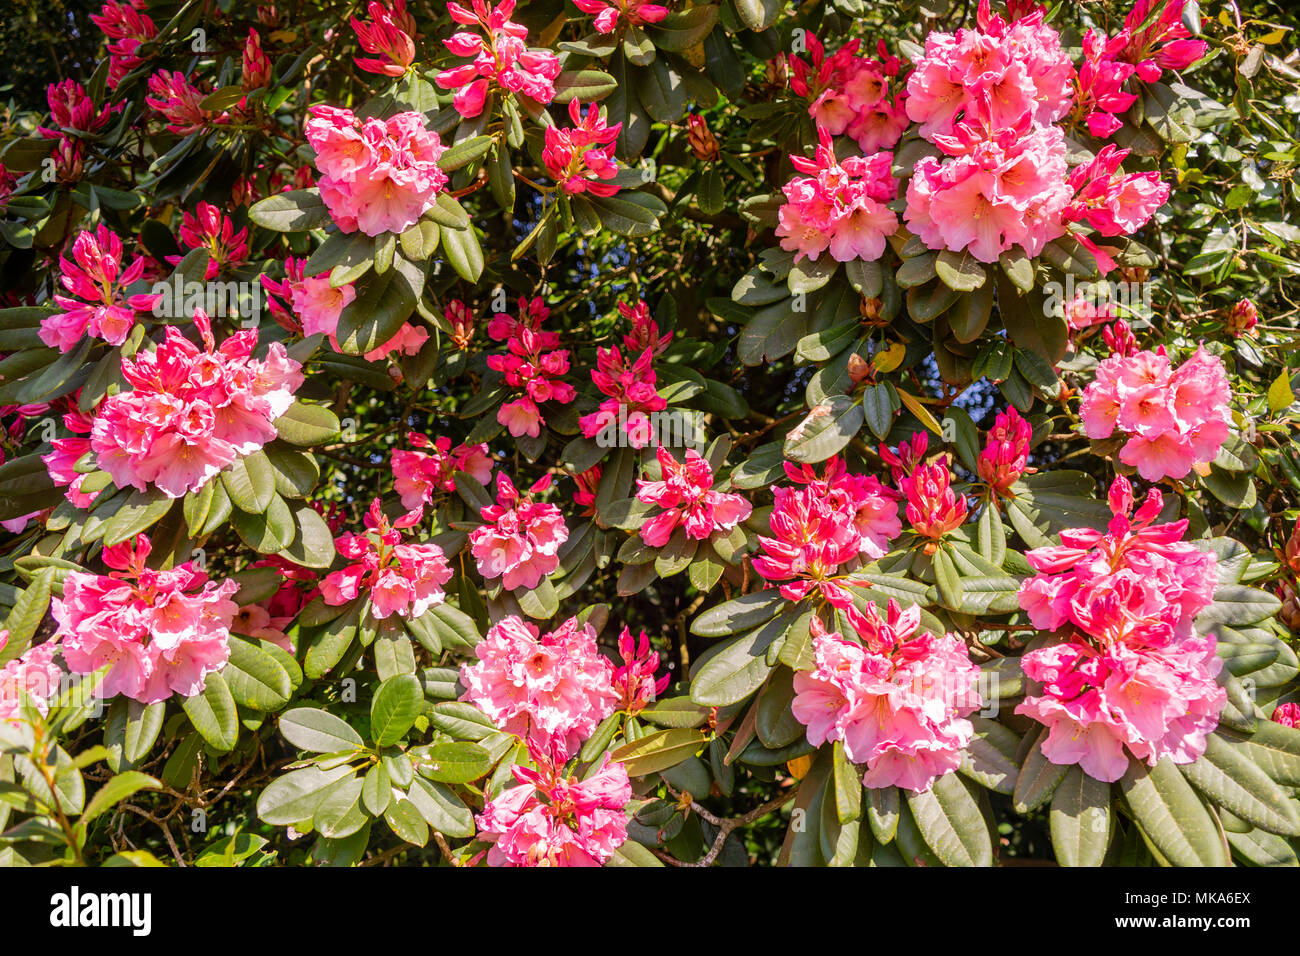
[897,450,968,543]
[543,99,622,198]
[92,0,157,89]
[905,3,1074,139]
[775,126,898,264]
[790,35,909,154]
[40,225,162,353]
[0,637,63,724]
[460,614,618,760]
[166,202,250,279]
[486,297,575,439]
[635,447,752,547]
[1080,346,1230,481]
[1116,0,1207,82]
[435,0,561,119]
[791,601,982,792]
[753,457,901,603]
[392,431,494,513]
[476,748,630,866]
[612,627,669,715]
[146,70,225,135]
[469,474,569,591]
[351,0,417,76]
[304,105,448,236]
[1016,477,1224,781]
[977,406,1032,496]
[902,3,1179,264]
[1019,477,1218,642]
[1064,145,1170,246]
[320,499,454,619]
[261,256,428,362]
[91,310,303,498]
[39,79,115,139]
[1272,703,1300,729]
[574,0,667,34]
[578,301,672,448]
[52,535,239,704]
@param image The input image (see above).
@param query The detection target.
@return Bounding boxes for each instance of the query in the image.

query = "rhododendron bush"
[1,0,1300,870]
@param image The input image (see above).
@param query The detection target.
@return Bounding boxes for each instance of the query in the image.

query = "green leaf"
[222,636,293,712]
[645,5,718,51]
[1013,729,1068,813]
[609,728,706,776]
[181,671,239,753]
[282,501,337,569]
[1180,734,1300,836]
[906,773,993,867]
[407,777,475,838]
[279,707,364,754]
[248,189,331,232]
[274,402,341,446]
[784,395,864,464]
[413,742,493,784]
[440,224,484,282]
[80,772,159,826]
[1119,756,1231,867]
[222,451,276,514]
[335,253,426,354]
[832,742,862,824]
[257,764,355,826]
[102,488,173,546]
[370,674,423,747]
[437,134,493,172]
[1049,766,1113,867]
[691,591,783,637]
[936,249,987,291]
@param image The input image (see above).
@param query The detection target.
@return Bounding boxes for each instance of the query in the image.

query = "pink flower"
[543,99,622,198]
[1018,476,1218,645]
[1115,0,1207,82]
[612,627,669,715]
[572,0,668,34]
[320,499,453,619]
[485,297,575,437]
[391,431,494,512]
[791,604,982,792]
[304,106,448,236]
[775,126,898,263]
[1272,703,1300,729]
[42,406,100,507]
[1079,345,1231,481]
[92,1,157,89]
[39,225,162,352]
[753,457,901,603]
[352,0,417,76]
[52,535,240,704]
[578,329,667,450]
[39,79,115,138]
[89,310,303,498]
[242,29,272,91]
[476,749,630,866]
[434,0,561,118]
[635,447,752,547]
[0,639,64,723]
[977,406,1032,495]
[1017,635,1224,782]
[1065,144,1169,237]
[469,474,569,591]
[460,615,617,760]
[1227,298,1258,339]
[898,454,968,543]
[789,36,909,154]
[165,202,250,279]
[146,70,219,135]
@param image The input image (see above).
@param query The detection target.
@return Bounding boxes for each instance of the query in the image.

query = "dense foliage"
[0,0,1299,868]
